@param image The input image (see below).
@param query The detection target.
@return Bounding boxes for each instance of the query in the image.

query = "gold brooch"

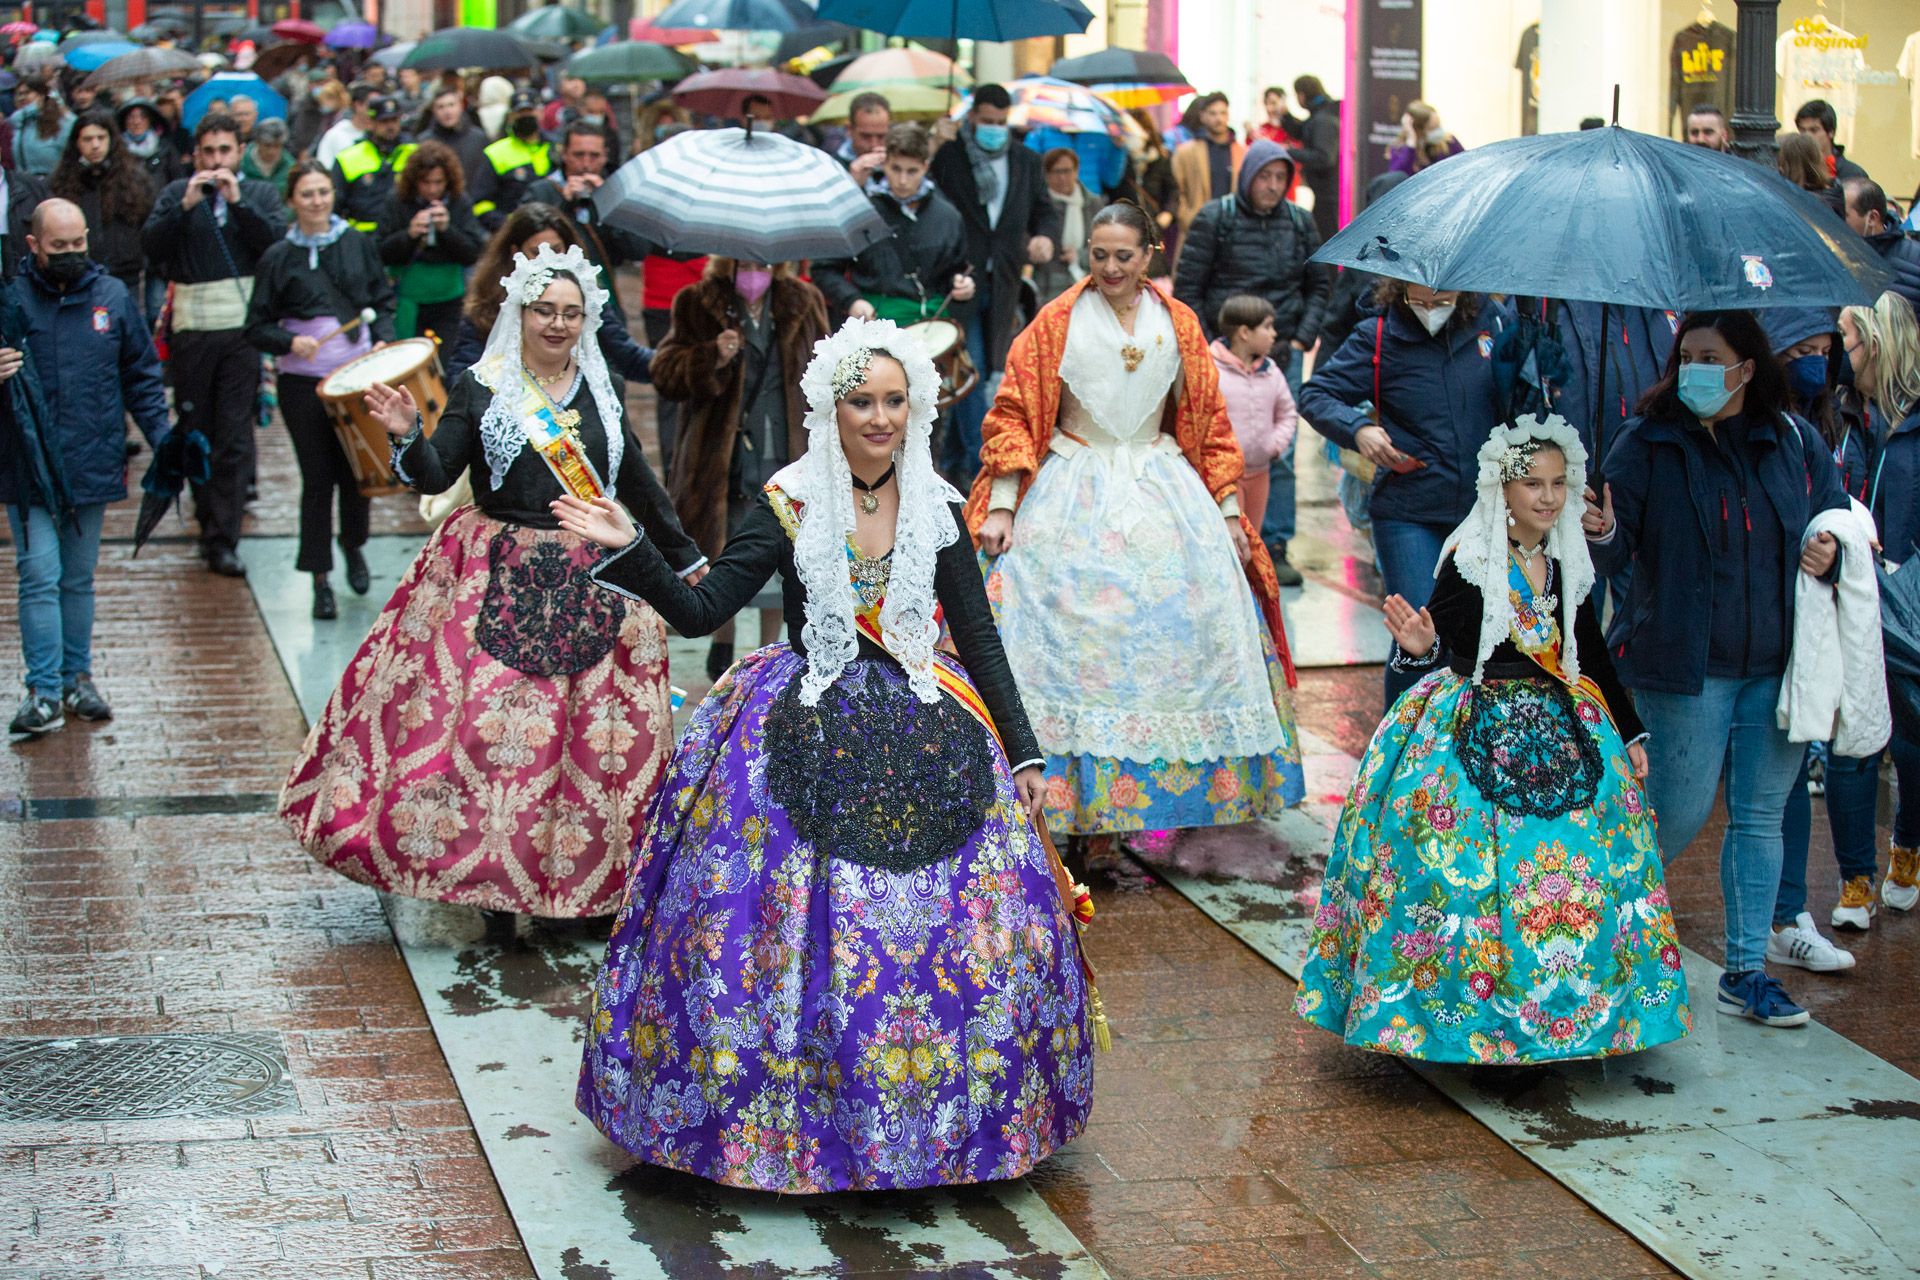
[1120,342,1144,373]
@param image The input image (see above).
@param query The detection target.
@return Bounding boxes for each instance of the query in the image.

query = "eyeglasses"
[528,303,587,327]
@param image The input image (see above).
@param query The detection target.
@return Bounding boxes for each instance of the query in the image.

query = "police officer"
[331,96,414,234]
[470,88,552,231]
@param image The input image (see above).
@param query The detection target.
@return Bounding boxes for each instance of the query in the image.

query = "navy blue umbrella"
[1313,126,1891,310]
[815,0,1093,43]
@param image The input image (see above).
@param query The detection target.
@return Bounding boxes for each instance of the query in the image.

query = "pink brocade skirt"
[279,506,673,917]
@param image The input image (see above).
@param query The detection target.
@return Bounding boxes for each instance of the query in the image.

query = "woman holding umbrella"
[375,139,482,342]
[279,243,702,938]
[1585,309,1850,1029]
[50,109,154,308]
[243,160,396,620]
[653,255,830,681]
[969,202,1303,868]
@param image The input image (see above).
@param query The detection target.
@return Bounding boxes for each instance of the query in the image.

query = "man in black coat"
[928,84,1059,483]
[416,84,489,195]
[522,121,647,283]
[1842,178,1920,312]
[1286,75,1342,242]
[141,112,287,578]
[1174,139,1330,585]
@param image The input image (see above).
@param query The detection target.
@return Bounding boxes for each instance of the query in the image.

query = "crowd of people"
[4,25,1920,1194]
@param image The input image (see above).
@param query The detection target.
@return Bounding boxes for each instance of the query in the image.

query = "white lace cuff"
[587,534,650,603]
[988,473,1022,512]
[1388,637,1443,673]
[677,555,709,580]
[389,417,424,487]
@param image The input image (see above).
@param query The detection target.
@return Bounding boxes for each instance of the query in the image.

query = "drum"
[318,338,448,497]
[902,318,978,412]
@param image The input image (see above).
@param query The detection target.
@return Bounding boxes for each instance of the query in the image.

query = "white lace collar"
[1058,286,1181,442]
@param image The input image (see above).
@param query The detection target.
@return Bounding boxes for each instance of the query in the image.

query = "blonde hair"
[315,80,349,113]
[1842,291,1920,425]
[1397,101,1453,171]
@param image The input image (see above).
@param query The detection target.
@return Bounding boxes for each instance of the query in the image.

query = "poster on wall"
[1350,0,1422,207]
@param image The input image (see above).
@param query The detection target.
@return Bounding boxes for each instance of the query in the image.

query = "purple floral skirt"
[576,645,1095,1192]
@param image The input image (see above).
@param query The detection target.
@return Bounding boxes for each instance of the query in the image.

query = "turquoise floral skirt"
[1295,670,1692,1064]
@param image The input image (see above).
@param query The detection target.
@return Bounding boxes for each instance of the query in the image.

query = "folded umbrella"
[672,66,825,119]
[567,41,698,85]
[1313,126,1892,310]
[1878,560,1920,744]
[595,125,888,262]
[0,290,71,540]
[132,428,211,558]
[82,45,200,90]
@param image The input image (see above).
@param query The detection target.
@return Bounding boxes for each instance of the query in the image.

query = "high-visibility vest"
[472,135,553,219]
[335,139,416,232]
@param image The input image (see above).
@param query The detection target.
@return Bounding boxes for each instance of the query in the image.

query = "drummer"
[811,123,975,331]
[245,160,398,621]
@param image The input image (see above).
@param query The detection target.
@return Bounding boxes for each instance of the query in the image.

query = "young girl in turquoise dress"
[1296,416,1692,1064]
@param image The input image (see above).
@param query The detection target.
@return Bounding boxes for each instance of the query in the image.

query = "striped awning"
[593,126,889,264]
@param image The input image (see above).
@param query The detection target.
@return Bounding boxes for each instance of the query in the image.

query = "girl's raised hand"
[1382,593,1436,656]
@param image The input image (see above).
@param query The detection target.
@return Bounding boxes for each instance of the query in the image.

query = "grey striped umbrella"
[592,126,888,263]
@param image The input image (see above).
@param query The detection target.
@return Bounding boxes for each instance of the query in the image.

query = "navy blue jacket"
[1868,405,1920,565]
[1866,228,1920,312]
[444,292,652,386]
[1551,302,1675,461]
[1297,295,1511,525]
[0,257,170,507]
[1594,408,1848,695]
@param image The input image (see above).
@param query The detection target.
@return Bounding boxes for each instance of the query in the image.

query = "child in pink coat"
[1209,295,1299,533]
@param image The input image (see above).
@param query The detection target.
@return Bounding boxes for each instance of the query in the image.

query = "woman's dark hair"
[1368,278,1483,332]
[20,74,65,138]
[1637,310,1791,424]
[1294,75,1326,102]
[465,202,582,333]
[397,138,463,201]
[1218,294,1276,339]
[1127,108,1168,160]
[284,159,332,201]
[49,110,152,226]
[1088,200,1159,252]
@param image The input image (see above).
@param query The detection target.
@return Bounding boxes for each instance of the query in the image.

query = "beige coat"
[1172,136,1246,232]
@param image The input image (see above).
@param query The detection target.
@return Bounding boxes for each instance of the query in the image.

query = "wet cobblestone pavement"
[1,363,1913,1279]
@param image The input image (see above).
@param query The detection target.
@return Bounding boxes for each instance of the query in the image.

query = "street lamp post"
[1730,0,1781,161]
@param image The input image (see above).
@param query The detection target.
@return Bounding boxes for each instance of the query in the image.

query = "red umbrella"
[0,21,38,42]
[630,17,718,44]
[672,67,825,120]
[270,18,325,44]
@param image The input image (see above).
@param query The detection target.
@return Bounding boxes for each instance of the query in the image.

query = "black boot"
[343,546,371,595]
[1271,539,1304,588]
[706,640,734,683]
[312,575,337,620]
[481,909,518,945]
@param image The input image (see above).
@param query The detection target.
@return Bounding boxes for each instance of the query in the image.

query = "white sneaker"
[1767,912,1856,972]
[1830,876,1877,931]
[1883,847,1920,912]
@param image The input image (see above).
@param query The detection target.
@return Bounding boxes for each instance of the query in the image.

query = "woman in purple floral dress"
[555,318,1094,1192]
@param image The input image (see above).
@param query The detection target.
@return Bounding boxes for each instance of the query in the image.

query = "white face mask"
[1411,301,1455,335]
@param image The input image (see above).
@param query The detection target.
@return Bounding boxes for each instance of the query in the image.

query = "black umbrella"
[0,291,70,537]
[1879,560,1920,744]
[400,28,552,72]
[804,49,857,89]
[1049,46,1186,88]
[132,428,210,557]
[1313,126,1892,310]
[774,21,858,63]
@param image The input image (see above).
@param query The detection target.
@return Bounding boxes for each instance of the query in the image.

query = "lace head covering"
[1442,414,1595,685]
[467,243,624,497]
[769,317,962,706]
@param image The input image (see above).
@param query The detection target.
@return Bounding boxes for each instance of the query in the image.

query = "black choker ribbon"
[851,463,896,514]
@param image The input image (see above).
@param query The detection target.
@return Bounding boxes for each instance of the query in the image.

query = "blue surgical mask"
[1677,361,1745,418]
[973,122,1010,153]
[1785,352,1828,405]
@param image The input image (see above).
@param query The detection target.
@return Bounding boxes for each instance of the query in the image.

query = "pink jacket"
[1208,339,1298,473]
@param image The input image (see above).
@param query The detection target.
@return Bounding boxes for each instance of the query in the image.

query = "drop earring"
[1506,512,1517,527]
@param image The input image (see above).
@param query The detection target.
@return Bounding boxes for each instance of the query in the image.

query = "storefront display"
[1669,11,1736,136]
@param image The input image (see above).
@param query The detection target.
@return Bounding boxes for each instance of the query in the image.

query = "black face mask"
[511,115,539,140]
[41,251,88,287]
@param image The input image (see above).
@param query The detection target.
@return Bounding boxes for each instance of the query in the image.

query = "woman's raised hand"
[1382,593,1436,656]
[551,495,638,549]
[366,381,419,437]
[978,509,1015,556]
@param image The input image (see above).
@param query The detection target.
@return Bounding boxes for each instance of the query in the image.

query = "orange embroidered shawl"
[963,276,1296,686]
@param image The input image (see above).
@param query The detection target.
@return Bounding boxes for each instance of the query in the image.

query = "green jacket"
[240,142,292,190]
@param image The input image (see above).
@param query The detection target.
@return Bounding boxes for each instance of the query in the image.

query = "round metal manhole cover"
[0,1033,294,1123]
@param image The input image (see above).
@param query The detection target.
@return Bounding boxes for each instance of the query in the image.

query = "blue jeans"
[1260,347,1306,547]
[8,503,107,699]
[944,283,993,486]
[1637,675,1806,974]
[1777,734,1920,922]
[1373,516,1453,706]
